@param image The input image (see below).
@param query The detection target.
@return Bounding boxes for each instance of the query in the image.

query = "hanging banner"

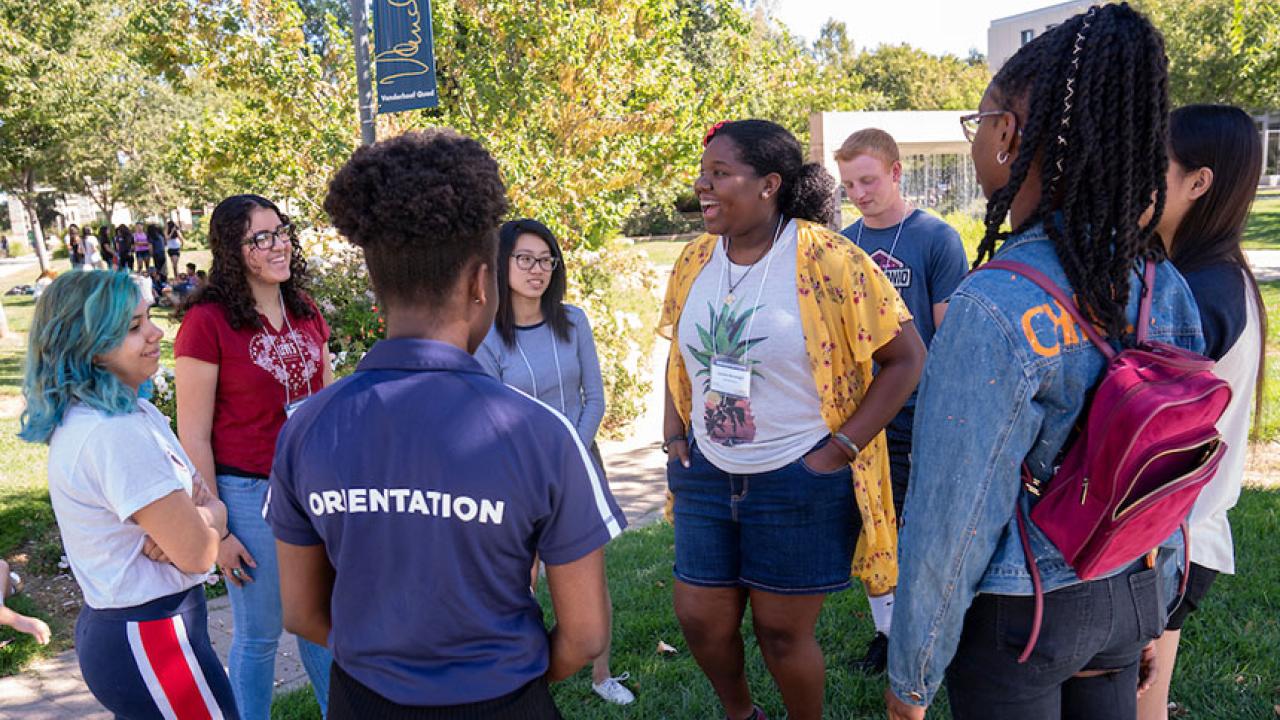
[372,0,439,113]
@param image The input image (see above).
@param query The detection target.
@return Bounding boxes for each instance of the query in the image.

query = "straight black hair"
[1168,104,1267,436]
[495,219,571,348]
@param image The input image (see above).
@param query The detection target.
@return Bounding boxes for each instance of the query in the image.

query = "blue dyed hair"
[20,271,142,444]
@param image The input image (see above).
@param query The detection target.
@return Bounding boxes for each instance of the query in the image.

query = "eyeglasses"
[959,111,1006,143]
[243,223,294,251]
[512,253,558,272]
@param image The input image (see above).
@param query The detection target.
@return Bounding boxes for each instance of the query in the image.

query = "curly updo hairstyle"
[704,119,836,225]
[189,194,315,329]
[975,2,1170,341]
[323,129,509,307]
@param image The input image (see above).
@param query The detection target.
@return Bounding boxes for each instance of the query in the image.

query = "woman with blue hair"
[21,271,239,720]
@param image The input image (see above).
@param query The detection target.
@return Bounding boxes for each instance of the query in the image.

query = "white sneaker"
[591,672,635,705]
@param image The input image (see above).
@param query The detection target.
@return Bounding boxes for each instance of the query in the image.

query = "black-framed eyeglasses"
[959,111,1006,143]
[243,223,295,251]
[512,253,558,272]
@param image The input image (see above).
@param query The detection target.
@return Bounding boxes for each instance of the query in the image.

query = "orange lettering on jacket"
[1021,301,1082,357]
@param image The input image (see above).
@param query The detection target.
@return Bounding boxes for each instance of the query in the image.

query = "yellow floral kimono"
[658,219,912,595]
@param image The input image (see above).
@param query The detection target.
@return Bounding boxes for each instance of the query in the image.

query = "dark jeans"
[885,408,913,519]
[945,562,1165,720]
[329,662,562,720]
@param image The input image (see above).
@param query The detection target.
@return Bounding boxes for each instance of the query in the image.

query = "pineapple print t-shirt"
[677,220,830,474]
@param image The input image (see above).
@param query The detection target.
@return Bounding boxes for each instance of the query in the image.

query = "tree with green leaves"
[1136,0,1280,110]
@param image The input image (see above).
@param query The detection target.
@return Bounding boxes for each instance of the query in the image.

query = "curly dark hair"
[188,194,315,330]
[704,119,836,225]
[975,3,1170,341]
[323,129,509,307]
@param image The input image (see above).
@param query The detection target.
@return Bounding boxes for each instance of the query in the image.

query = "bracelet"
[220,528,231,541]
[661,433,686,454]
[831,432,860,460]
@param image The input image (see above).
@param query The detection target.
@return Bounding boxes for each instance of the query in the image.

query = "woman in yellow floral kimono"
[659,120,924,720]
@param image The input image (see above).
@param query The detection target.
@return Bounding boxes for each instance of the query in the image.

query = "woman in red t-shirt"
[174,194,333,720]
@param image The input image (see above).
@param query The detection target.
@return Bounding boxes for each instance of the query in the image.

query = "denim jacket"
[887,223,1204,707]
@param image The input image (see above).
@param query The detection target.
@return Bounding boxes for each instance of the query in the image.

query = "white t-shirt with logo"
[47,400,208,609]
[677,220,830,474]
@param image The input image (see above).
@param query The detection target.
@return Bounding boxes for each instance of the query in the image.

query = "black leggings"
[328,662,563,720]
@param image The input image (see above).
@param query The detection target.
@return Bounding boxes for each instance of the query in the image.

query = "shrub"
[298,227,379,377]
[565,245,659,438]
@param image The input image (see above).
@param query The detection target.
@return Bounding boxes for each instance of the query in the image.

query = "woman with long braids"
[1137,104,1267,720]
[174,195,333,719]
[886,6,1205,720]
[661,119,924,720]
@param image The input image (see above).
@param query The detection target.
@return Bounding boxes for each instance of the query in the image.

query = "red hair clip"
[703,121,728,147]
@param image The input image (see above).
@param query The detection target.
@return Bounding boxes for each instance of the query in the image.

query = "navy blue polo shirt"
[266,338,626,706]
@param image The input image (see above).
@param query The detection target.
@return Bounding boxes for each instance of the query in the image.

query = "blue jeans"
[668,439,858,595]
[219,474,331,720]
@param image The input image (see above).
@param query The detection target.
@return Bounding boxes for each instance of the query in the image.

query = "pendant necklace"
[723,215,785,306]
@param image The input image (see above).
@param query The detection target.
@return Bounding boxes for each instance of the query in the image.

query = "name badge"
[284,395,311,418]
[710,356,752,398]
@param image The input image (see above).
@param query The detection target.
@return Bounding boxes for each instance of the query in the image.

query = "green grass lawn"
[629,239,688,269]
[1243,196,1280,250]
[269,489,1280,719]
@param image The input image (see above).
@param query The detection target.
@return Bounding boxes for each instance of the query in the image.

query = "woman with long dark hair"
[114,225,134,272]
[661,118,924,720]
[21,271,236,719]
[475,219,630,705]
[166,220,185,270]
[174,195,333,719]
[1136,104,1267,720]
[887,6,1205,719]
[98,224,116,269]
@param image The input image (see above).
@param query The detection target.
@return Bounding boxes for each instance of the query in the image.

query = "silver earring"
[997,151,1010,165]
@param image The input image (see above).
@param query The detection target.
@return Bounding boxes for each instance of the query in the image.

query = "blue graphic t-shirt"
[841,209,968,408]
[266,338,626,706]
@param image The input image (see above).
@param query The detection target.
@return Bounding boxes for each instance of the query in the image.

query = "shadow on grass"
[1244,201,1280,249]
[0,487,54,559]
[0,354,23,396]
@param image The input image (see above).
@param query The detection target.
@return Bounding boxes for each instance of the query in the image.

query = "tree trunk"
[22,170,50,275]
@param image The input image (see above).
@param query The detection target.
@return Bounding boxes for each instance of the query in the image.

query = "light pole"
[349,0,377,145]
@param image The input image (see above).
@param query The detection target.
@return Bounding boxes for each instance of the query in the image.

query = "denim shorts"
[667,439,859,595]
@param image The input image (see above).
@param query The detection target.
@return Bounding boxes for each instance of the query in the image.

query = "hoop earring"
[997,151,1010,165]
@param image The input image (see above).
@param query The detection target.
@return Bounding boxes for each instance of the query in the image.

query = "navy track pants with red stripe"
[76,585,239,719]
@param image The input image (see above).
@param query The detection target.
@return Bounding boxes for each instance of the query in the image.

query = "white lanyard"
[711,218,786,366]
[855,207,910,266]
[266,290,309,408]
[514,330,567,415]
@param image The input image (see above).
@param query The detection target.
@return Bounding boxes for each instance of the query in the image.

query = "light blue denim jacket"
[887,223,1204,707]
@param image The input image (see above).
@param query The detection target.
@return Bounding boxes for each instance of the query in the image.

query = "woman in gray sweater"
[475,218,631,706]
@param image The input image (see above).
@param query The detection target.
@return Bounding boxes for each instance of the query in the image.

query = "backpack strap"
[975,260,1117,361]
[1014,502,1043,664]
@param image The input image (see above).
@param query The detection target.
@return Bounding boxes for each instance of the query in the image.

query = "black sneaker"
[855,632,889,675]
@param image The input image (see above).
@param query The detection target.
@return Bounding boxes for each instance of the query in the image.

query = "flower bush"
[298,227,380,376]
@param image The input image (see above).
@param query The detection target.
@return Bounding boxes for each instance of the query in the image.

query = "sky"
[771,0,1074,58]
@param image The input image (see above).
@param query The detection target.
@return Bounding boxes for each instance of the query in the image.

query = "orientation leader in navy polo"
[265,337,627,706]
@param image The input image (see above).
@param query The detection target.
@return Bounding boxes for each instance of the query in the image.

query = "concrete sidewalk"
[0,341,672,718]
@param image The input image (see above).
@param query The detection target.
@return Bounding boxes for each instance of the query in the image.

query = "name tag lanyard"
[514,334,567,415]
[854,206,909,270]
[710,217,785,400]
[267,288,312,417]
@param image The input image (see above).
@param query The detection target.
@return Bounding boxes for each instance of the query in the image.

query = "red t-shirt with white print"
[174,300,330,477]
